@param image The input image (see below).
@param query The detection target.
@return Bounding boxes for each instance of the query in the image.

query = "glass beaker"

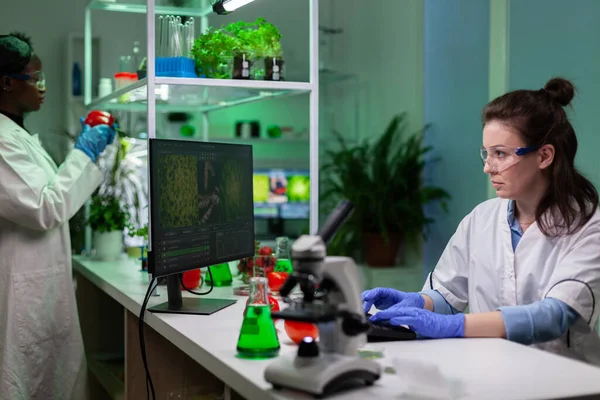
[236,277,280,359]
[205,263,233,287]
[274,236,293,273]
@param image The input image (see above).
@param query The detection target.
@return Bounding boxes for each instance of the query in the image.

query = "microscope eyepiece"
[317,200,354,244]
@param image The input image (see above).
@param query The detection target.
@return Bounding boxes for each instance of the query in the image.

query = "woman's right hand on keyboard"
[361,288,425,313]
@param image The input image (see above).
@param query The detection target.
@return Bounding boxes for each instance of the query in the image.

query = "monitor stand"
[148,273,237,315]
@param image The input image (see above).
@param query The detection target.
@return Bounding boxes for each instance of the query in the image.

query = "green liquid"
[205,263,232,287]
[236,305,280,359]
[275,258,293,273]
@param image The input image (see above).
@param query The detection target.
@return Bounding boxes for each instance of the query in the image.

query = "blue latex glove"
[361,287,425,313]
[75,119,116,162]
[371,306,465,339]
[78,116,118,144]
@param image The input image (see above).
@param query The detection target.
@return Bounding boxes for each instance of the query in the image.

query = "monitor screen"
[253,169,310,220]
[149,139,255,277]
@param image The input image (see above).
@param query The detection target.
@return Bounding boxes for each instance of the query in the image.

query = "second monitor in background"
[253,169,310,237]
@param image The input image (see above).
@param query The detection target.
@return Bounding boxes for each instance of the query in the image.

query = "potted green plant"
[191,27,235,78]
[320,112,450,267]
[254,18,284,81]
[88,194,131,261]
[224,20,262,79]
[90,133,147,260]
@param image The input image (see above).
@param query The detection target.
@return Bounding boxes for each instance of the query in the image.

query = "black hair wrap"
[0,34,33,77]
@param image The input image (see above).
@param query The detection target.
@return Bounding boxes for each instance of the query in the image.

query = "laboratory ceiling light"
[212,0,255,15]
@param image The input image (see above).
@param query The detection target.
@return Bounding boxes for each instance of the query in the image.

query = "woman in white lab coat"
[0,33,116,398]
[363,77,600,365]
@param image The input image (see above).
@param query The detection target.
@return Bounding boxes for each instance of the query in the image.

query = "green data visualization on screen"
[156,153,253,229]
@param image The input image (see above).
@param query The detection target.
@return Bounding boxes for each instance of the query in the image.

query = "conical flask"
[236,277,280,359]
[205,263,233,287]
[274,236,293,273]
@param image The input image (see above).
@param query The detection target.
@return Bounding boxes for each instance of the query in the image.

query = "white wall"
[326,0,423,138]
[509,0,600,188]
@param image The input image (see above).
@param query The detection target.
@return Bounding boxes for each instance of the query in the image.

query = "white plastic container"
[98,78,112,98]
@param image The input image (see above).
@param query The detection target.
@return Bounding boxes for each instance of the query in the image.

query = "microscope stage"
[264,352,381,398]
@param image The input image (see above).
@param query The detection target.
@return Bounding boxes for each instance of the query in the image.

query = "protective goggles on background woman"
[4,71,46,91]
[480,145,540,173]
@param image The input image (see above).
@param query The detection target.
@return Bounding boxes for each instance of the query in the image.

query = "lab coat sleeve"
[545,226,600,330]
[422,214,472,312]
[0,136,103,231]
[499,298,579,345]
[420,289,460,315]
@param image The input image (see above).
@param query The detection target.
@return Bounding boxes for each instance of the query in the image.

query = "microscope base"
[264,353,381,398]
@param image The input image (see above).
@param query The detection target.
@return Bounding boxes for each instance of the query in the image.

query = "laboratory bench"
[73,255,600,400]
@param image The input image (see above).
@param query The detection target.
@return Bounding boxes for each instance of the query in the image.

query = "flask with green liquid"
[205,263,232,287]
[236,277,280,359]
[274,236,293,273]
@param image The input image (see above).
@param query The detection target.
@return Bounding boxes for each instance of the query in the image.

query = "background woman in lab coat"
[363,77,600,365]
[0,33,116,398]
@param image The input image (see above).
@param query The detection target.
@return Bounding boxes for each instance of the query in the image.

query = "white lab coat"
[424,197,600,365]
[0,114,103,399]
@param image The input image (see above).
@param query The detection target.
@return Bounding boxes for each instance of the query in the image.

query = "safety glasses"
[480,145,540,173]
[5,71,46,91]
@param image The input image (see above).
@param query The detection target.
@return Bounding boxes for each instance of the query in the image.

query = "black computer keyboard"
[366,312,417,342]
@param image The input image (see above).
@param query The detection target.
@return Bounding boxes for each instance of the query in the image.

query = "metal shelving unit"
[87,77,312,114]
[83,0,320,240]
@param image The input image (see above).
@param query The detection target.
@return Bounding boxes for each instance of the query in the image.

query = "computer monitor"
[147,138,255,315]
[253,169,310,236]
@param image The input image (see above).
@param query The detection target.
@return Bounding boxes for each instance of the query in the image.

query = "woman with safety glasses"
[0,32,116,399]
[363,77,600,365]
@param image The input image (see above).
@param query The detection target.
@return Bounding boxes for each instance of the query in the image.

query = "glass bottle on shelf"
[236,277,280,359]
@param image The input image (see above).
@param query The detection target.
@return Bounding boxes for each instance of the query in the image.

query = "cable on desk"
[140,277,157,400]
[180,267,214,296]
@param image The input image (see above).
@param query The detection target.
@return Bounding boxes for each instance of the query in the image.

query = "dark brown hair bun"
[543,77,575,107]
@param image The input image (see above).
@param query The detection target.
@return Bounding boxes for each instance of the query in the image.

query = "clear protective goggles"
[480,145,540,173]
[6,71,46,91]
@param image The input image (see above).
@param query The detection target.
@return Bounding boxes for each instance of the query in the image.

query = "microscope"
[264,200,382,398]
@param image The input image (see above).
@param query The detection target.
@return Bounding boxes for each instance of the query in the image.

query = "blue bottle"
[72,62,81,96]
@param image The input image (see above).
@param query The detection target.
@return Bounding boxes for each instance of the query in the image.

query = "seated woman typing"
[362,77,600,365]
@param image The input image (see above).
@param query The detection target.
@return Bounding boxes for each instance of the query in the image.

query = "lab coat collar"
[0,114,57,167]
[499,198,514,255]
[507,199,524,236]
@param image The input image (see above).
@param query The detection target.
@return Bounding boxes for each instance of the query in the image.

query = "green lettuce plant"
[191,27,235,78]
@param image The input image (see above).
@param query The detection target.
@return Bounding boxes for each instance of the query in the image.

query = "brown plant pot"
[363,232,402,267]
[232,54,253,80]
[264,57,284,81]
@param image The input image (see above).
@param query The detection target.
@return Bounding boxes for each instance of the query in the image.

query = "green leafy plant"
[93,133,147,234]
[87,194,131,233]
[128,224,148,241]
[224,18,283,59]
[255,18,283,58]
[191,27,236,78]
[320,112,450,260]
[224,20,261,59]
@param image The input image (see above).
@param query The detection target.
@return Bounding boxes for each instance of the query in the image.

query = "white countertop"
[73,255,600,400]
